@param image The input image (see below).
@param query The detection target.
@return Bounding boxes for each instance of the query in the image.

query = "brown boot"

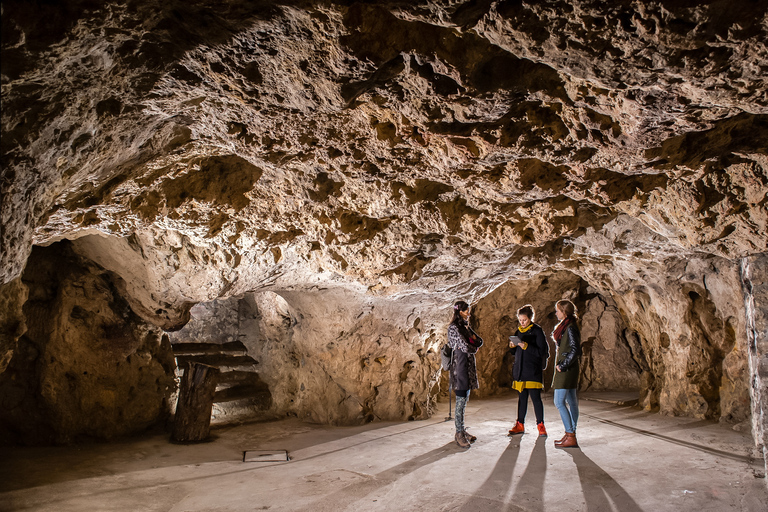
[463,430,477,443]
[556,432,578,448]
[554,433,568,445]
[455,431,471,448]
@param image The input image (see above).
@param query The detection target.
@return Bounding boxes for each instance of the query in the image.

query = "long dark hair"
[553,299,578,342]
[451,300,474,342]
[451,300,469,325]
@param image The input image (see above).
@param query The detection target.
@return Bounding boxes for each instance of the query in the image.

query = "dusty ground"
[1,392,766,512]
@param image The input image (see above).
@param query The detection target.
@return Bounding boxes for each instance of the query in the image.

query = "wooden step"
[213,384,271,404]
[216,370,264,386]
[171,341,247,357]
[175,354,259,373]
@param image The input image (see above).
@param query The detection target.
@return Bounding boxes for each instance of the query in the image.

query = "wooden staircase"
[171,340,272,423]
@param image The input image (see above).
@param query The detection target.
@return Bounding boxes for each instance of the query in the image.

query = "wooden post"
[172,361,220,442]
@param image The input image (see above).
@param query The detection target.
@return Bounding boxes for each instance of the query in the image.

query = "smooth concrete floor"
[2,392,766,512]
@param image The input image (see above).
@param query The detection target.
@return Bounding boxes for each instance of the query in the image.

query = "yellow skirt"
[512,381,544,392]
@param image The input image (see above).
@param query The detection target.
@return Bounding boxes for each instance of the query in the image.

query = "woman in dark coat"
[551,299,581,448]
[447,300,483,448]
[507,304,550,436]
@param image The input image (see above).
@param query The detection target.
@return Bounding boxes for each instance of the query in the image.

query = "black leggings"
[518,388,544,424]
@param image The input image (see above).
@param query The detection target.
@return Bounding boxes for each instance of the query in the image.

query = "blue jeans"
[554,388,579,433]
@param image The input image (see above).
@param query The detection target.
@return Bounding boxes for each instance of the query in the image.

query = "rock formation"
[0,243,176,444]
[1,1,766,480]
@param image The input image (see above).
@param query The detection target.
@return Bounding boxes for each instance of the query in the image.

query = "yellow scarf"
[518,323,533,333]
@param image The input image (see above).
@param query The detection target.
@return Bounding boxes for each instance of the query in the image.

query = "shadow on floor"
[568,449,644,512]
[293,418,452,463]
[300,441,458,511]
[508,436,547,512]
[459,438,523,512]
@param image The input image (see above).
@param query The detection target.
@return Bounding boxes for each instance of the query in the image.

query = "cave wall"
[0,240,759,443]
[261,289,444,424]
[168,288,446,425]
[470,244,752,426]
[579,294,644,392]
[0,0,766,453]
[0,276,27,374]
[583,254,751,425]
[471,271,643,397]
[0,243,176,445]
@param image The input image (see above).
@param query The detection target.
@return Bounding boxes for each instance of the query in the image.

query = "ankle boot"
[463,430,477,443]
[508,420,525,435]
[554,433,568,445]
[455,431,471,448]
[556,432,578,448]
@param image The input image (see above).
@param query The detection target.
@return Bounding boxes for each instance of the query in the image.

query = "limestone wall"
[168,289,447,425]
[0,244,176,445]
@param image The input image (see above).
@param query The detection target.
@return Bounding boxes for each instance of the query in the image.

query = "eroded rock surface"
[0,0,766,448]
[169,289,445,425]
[0,244,176,444]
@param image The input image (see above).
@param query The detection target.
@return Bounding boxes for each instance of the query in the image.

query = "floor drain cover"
[243,450,289,462]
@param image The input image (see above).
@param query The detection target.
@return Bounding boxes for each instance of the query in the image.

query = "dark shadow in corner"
[508,435,547,512]
[1,417,454,497]
[568,449,643,512]
[303,441,458,511]
[459,438,523,512]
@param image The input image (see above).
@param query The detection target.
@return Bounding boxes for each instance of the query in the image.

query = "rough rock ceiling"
[2,0,767,327]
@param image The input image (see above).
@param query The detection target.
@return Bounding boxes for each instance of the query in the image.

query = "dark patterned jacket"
[447,322,482,391]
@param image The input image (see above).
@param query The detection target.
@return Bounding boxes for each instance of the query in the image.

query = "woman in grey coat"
[447,300,483,448]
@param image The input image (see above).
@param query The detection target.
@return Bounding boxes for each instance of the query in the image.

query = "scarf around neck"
[552,317,571,342]
[518,323,533,333]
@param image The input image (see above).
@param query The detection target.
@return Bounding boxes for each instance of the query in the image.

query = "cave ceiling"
[1,0,767,327]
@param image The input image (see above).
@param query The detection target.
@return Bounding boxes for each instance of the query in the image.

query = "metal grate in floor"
[242,450,289,462]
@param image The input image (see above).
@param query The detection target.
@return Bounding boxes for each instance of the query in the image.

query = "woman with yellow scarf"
[507,304,550,436]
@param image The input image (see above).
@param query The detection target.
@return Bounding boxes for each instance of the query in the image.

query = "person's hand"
[556,365,562,372]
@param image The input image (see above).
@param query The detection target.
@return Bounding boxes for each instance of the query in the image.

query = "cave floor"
[2,392,766,512]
